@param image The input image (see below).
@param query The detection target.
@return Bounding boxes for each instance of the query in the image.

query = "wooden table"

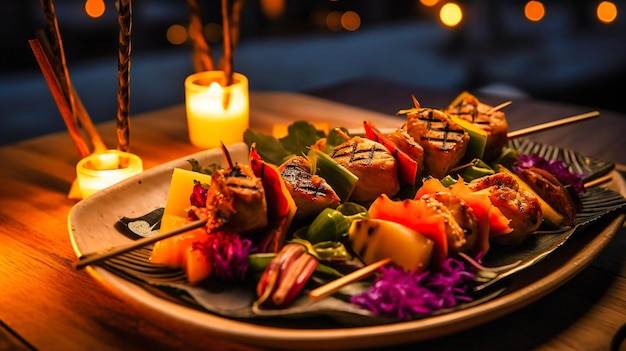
[1,80,625,351]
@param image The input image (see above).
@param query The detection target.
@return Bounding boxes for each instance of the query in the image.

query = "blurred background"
[1,0,625,145]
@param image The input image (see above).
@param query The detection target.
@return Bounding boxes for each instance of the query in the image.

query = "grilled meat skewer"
[331,136,400,203]
[403,108,470,179]
[278,156,341,221]
[205,163,268,234]
[445,92,509,161]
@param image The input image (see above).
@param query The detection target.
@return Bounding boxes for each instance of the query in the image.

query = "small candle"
[185,71,249,149]
[76,150,143,199]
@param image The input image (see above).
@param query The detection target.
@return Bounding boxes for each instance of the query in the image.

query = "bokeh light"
[261,0,285,20]
[524,1,545,22]
[326,11,343,31]
[341,11,361,31]
[597,1,617,23]
[420,0,440,6]
[204,23,223,43]
[84,0,105,18]
[166,24,187,45]
[439,3,463,27]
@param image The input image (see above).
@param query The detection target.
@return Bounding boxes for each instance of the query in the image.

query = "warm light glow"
[439,3,463,27]
[597,1,617,23]
[166,24,187,45]
[341,11,361,31]
[261,0,285,20]
[185,71,249,149]
[420,0,439,6]
[85,0,105,18]
[326,11,343,31]
[524,1,545,22]
[204,23,222,43]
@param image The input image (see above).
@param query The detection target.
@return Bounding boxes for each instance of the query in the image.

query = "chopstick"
[74,218,208,270]
[507,111,600,139]
[309,257,392,301]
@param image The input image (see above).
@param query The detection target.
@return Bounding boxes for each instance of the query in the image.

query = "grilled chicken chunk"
[386,128,425,177]
[331,136,400,203]
[445,93,509,161]
[419,193,468,254]
[403,108,469,179]
[518,166,577,226]
[425,191,484,255]
[205,163,268,233]
[468,172,543,245]
[278,156,341,220]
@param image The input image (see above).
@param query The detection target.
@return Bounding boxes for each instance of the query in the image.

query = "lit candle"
[185,71,249,149]
[76,150,143,199]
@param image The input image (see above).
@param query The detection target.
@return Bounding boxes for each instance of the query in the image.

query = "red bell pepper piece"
[450,179,512,237]
[363,120,418,186]
[249,145,297,252]
[416,177,491,256]
[368,193,448,267]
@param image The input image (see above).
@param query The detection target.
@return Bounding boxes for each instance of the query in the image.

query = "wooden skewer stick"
[309,257,392,301]
[411,95,421,109]
[220,141,234,168]
[335,127,351,140]
[507,111,600,139]
[486,100,512,115]
[584,173,613,188]
[74,218,208,270]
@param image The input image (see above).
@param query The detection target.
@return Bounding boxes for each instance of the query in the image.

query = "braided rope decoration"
[116,0,132,152]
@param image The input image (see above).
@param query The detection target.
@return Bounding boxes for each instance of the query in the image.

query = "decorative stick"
[221,0,233,109]
[29,38,90,158]
[309,257,392,300]
[507,111,600,139]
[116,0,132,152]
[186,0,214,72]
[74,218,208,270]
[40,0,73,111]
[230,0,245,49]
[35,30,107,153]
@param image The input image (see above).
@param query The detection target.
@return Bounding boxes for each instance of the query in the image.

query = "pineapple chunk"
[348,219,434,272]
[162,168,213,221]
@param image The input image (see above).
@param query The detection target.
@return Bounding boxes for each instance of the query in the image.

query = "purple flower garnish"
[192,231,255,281]
[350,256,476,319]
[190,182,209,208]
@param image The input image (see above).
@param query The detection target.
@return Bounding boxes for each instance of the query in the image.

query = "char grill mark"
[281,163,327,198]
[418,109,466,152]
[332,142,387,165]
[226,165,262,191]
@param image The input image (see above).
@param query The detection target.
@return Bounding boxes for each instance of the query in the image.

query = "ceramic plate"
[69,140,626,350]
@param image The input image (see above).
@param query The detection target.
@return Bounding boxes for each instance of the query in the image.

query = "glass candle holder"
[76,150,143,199]
[185,71,249,149]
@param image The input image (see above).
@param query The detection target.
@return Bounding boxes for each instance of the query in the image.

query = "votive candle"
[76,150,143,199]
[185,71,249,149]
